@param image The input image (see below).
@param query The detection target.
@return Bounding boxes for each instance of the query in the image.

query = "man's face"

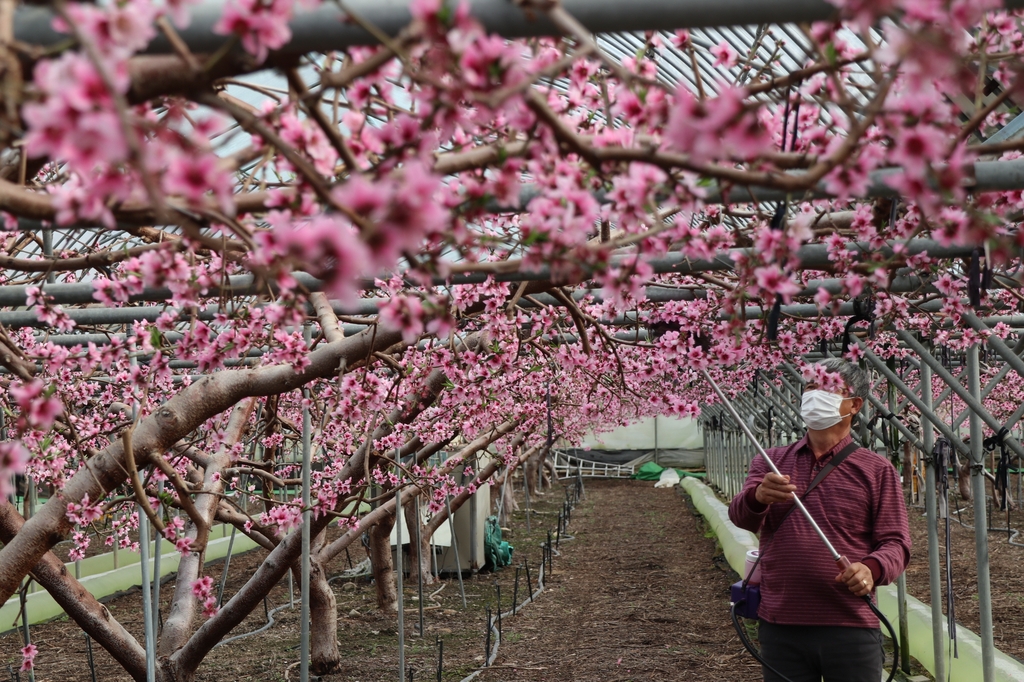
[804,381,863,421]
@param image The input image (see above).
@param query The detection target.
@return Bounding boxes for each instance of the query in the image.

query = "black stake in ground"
[513,565,521,612]
[436,636,443,682]
[547,531,553,575]
[85,632,97,682]
[496,584,502,637]
[484,606,492,666]
[556,512,562,549]
[524,561,533,600]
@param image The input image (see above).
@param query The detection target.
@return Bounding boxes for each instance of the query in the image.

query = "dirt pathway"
[478,478,757,682]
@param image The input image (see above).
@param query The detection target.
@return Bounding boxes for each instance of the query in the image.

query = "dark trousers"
[758,621,884,682]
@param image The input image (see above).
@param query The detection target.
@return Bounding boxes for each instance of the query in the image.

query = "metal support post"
[396,485,405,682]
[300,371,312,682]
[139,511,156,682]
[920,363,946,682]
[967,345,996,682]
[415,495,425,637]
[445,495,467,608]
[152,481,163,637]
[887,368,911,674]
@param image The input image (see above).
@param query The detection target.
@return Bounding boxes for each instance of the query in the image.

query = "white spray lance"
[700,367,853,574]
[699,367,898,682]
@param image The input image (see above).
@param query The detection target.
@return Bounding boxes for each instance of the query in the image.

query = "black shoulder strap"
[743,440,861,587]
[775,439,861,528]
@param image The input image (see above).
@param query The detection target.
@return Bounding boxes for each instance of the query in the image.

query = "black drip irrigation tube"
[457,477,584,682]
[213,558,373,649]
[214,475,586,673]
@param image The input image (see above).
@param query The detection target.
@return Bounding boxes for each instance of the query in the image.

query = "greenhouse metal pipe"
[734,392,769,431]
[36,326,368,348]
[963,311,1024,386]
[0,302,381,329]
[742,391,785,445]
[967,345,997,682]
[446,240,975,286]
[300,332,311,682]
[749,387,798,433]
[0,272,327,308]
[886,367,912,674]
[897,349,1009,437]
[895,330,1024,462]
[919,362,946,682]
[853,339,972,459]
[863,392,925,453]
[0,241,968,309]
[394,484,405,682]
[754,386,802,434]
[139,509,156,682]
[952,362,1014,432]
[765,377,801,418]
[0,275,939,332]
[13,0,854,56]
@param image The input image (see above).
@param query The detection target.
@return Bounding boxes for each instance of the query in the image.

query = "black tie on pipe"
[968,248,982,308]
[840,296,875,355]
[984,427,1011,511]
[765,203,788,342]
[932,437,959,657]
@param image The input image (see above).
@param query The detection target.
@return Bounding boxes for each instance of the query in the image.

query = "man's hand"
[754,473,797,505]
[836,562,874,597]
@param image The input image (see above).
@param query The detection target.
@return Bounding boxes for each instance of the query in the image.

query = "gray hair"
[817,358,869,402]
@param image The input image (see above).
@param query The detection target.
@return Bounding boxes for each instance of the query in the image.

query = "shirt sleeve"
[862,460,911,586]
[728,451,771,533]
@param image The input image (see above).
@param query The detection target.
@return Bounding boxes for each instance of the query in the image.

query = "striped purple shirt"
[728,434,911,628]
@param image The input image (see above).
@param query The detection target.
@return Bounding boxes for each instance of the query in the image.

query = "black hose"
[730,600,797,682]
[731,596,899,682]
[867,595,900,682]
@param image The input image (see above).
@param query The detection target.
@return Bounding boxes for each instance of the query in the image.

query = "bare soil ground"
[901,486,1024,663]
[2,479,755,681]
[8,476,1003,682]
[477,479,758,682]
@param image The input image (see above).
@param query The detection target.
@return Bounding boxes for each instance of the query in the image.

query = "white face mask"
[801,389,851,431]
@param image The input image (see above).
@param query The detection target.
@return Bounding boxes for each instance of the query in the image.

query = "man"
[728,358,911,682]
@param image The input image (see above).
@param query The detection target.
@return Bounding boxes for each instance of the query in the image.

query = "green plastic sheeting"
[483,515,513,570]
[632,461,705,480]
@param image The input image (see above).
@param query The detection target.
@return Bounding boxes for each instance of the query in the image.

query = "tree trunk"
[0,502,148,681]
[404,500,435,587]
[307,529,340,674]
[902,441,913,501]
[955,451,973,501]
[524,457,539,495]
[368,511,398,612]
[535,448,549,492]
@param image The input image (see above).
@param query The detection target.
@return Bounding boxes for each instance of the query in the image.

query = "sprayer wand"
[700,368,851,572]
[703,367,898,682]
